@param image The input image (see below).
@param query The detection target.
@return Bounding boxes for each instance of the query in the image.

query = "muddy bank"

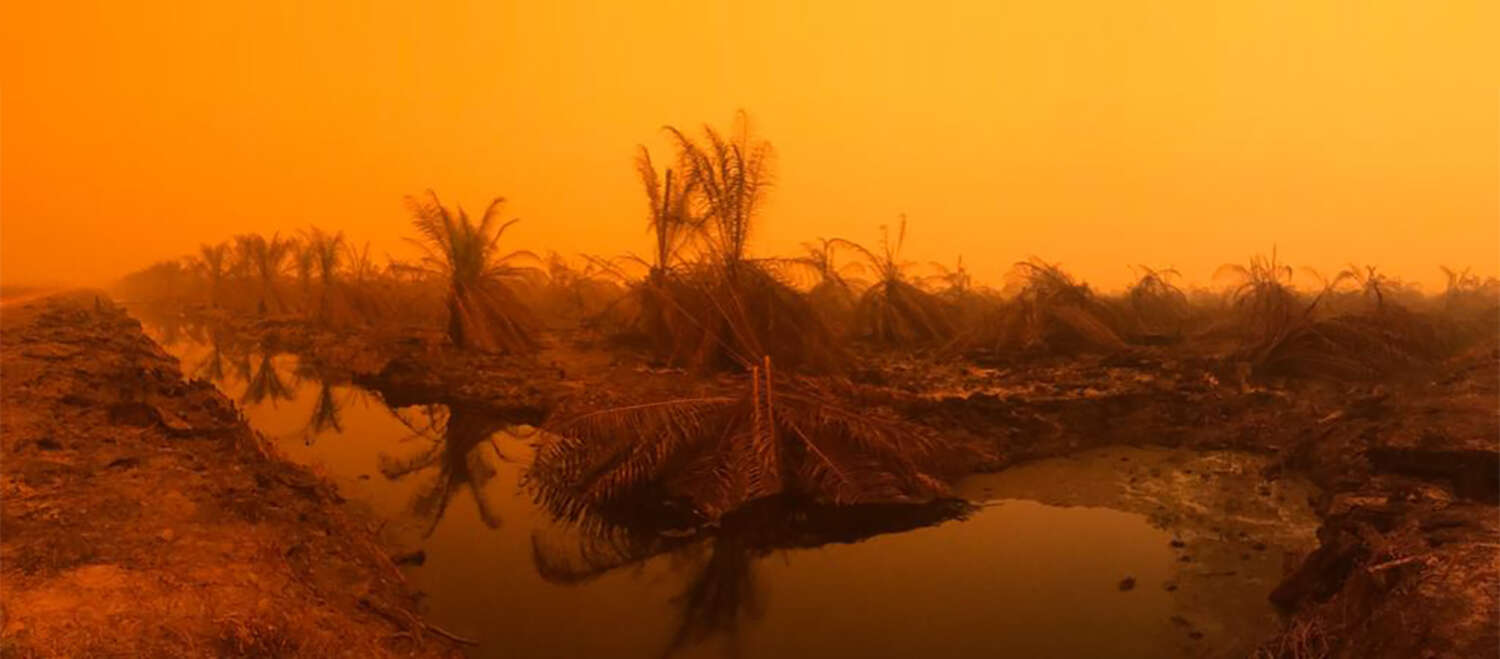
[1263,345,1500,658]
[1,294,459,657]
[890,347,1499,657]
[875,351,1328,472]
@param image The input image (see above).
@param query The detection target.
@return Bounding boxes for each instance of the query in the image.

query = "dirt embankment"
[1262,346,1499,658]
[1,294,459,657]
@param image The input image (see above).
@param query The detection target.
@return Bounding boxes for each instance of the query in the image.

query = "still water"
[146,326,1318,658]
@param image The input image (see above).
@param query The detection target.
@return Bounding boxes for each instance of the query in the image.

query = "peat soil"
[0,294,460,658]
[130,305,1500,656]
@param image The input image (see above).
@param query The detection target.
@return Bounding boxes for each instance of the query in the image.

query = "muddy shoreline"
[1,294,460,657]
[19,298,1500,656]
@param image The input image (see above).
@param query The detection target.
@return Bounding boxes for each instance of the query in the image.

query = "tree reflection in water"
[379,405,516,536]
[241,350,294,406]
[530,495,972,657]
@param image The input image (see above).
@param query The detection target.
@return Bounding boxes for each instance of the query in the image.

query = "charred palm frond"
[1439,266,1500,315]
[588,146,702,349]
[403,190,542,353]
[787,238,861,332]
[664,110,773,276]
[528,360,955,524]
[635,145,701,277]
[379,406,511,536]
[1215,248,1304,343]
[837,217,954,346]
[969,258,1124,354]
[1250,305,1440,381]
[299,227,350,322]
[1335,264,1393,313]
[679,263,848,374]
[614,115,845,373]
[924,256,973,299]
[532,252,622,325]
[1126,265,1189,339]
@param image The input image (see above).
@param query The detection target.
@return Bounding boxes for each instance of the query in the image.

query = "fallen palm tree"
[1124,265,1190,342]
[527,358,965,525]
[233,233,294,315]
[955,258,1124,355]
[1221,258,1448,381]
[787,238,861,334]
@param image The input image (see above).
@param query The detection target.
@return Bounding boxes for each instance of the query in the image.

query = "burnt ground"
[0,294,460,658]
[101,302,1500,656]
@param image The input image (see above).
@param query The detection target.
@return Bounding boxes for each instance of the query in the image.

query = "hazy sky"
[3,1,1495,291]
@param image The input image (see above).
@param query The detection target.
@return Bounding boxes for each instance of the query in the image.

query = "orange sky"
[3,1,1495,292]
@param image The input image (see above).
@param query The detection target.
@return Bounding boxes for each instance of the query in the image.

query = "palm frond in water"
[528,363,957,523]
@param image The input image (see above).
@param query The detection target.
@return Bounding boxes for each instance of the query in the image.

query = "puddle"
[144,323,1318,658]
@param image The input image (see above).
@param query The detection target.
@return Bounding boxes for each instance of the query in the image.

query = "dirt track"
[0,293,459,657]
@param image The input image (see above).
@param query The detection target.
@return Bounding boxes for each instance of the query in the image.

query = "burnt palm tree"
[1214,247,1302,343]
[404,190,541,353]
[291,238,316,307]
[636,113,843,374]
[1336,264,1394,313]
[999,258,1125,353]
[665,110,773,277]
[835,216,954,345]
[634,145,700,278]
[1126,265,1189,339]
[927,256,973,295]
[301,227,345,321]
[196,242,231,307]
[233,233,293,314]
[792,238,861,332]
